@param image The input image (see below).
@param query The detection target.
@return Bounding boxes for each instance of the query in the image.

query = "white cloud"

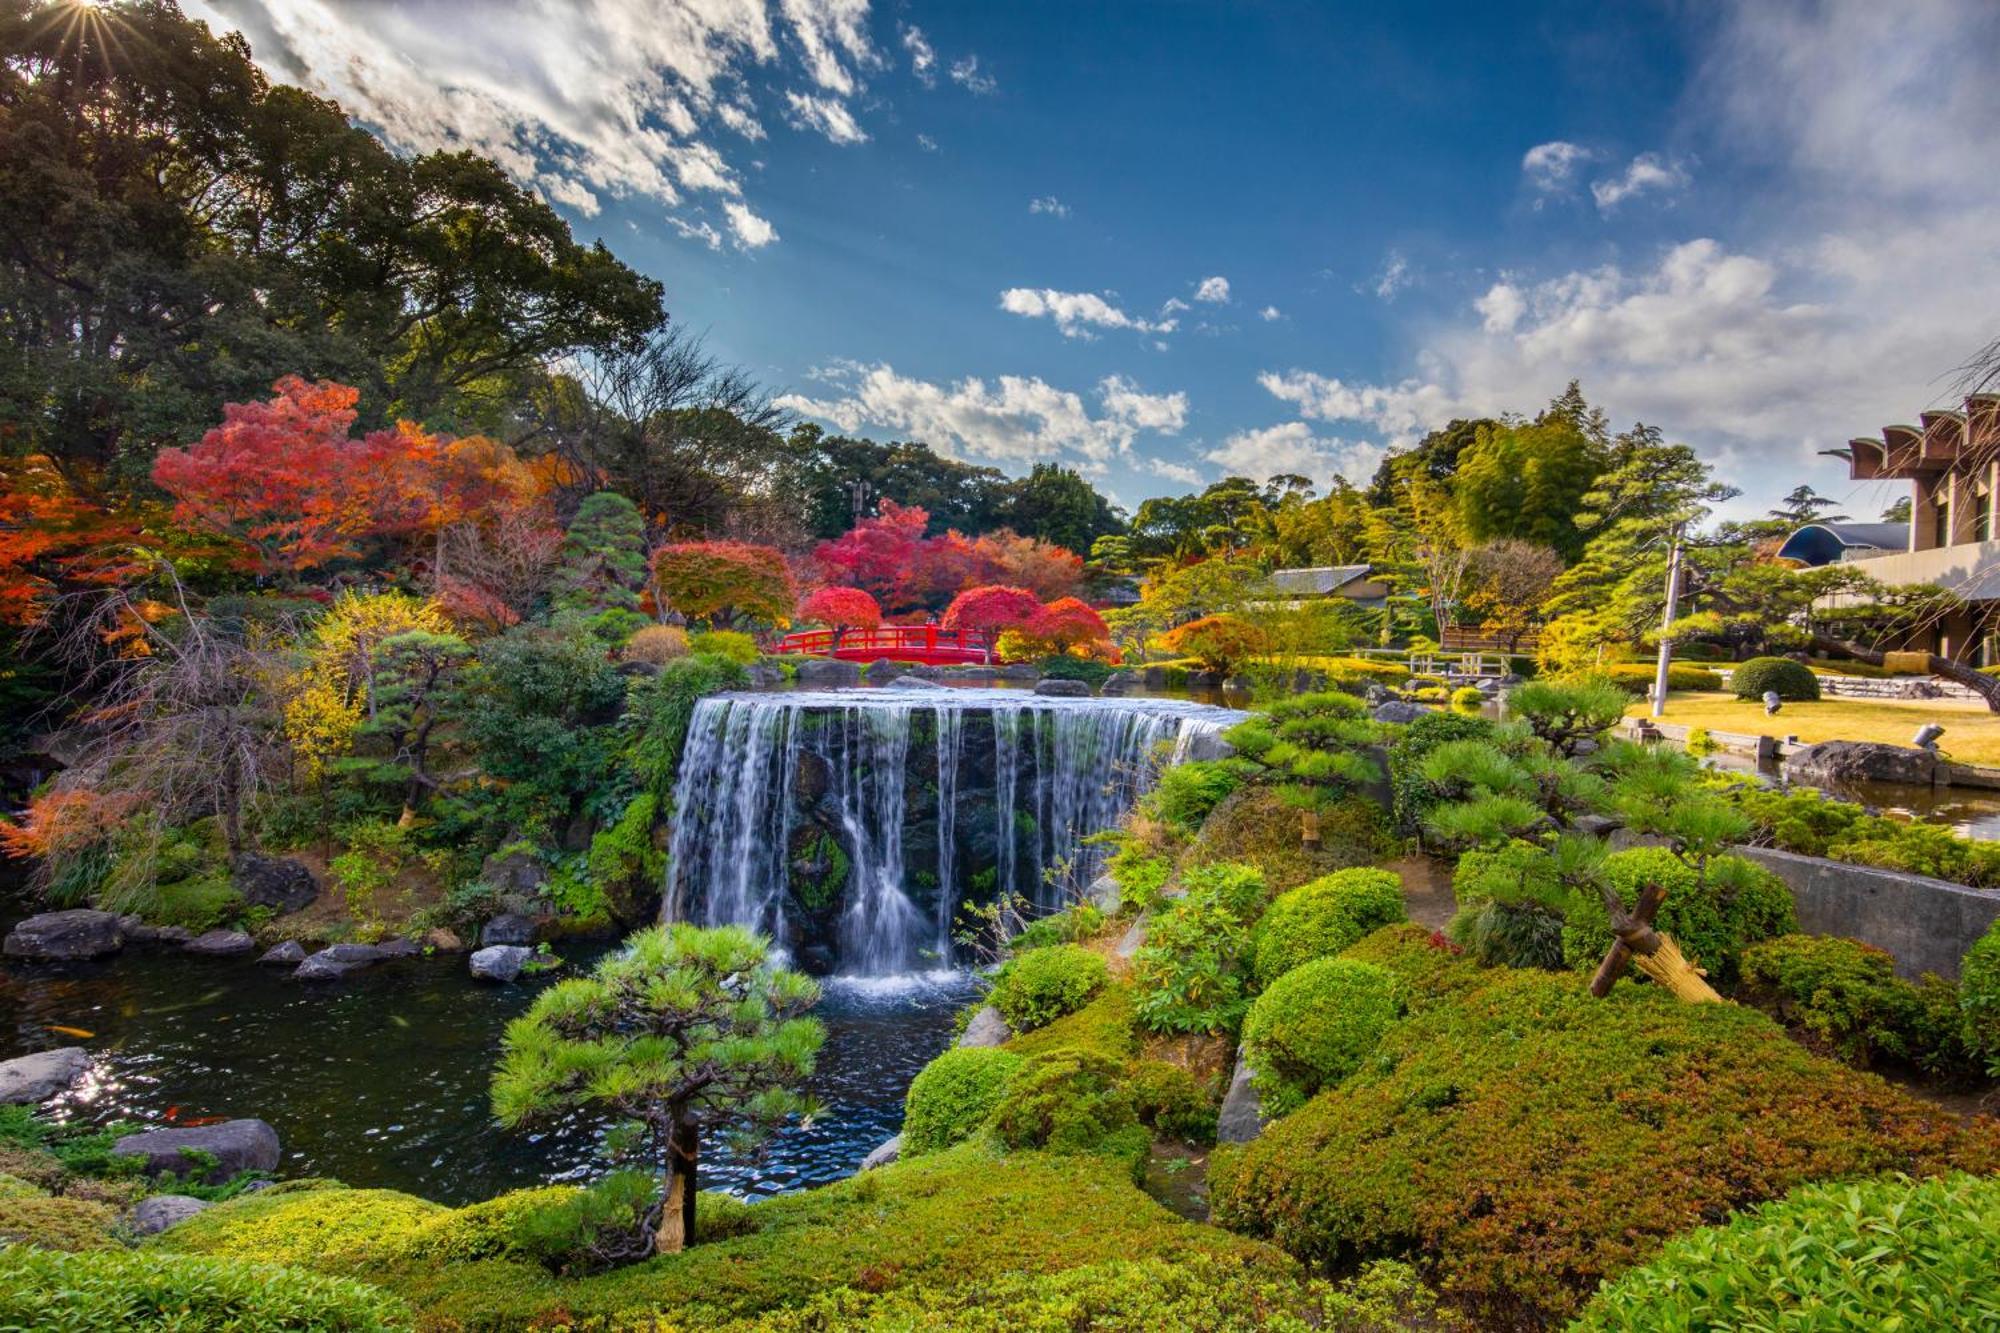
[1590,152,1692,211]
[1474,282,1525,333]
[184,0,885,248]
[1373,252,1411,300]
[785,91,869,144]
[949,54,997,95]
[1145,457,1207,487]
[1194,275,1231,303]
[916,132,939,152]
[1028,195,1070,218]
[1204,422,1383,489]
[901,24,936,86]
[999,288,1174,339]
[776,367,1186,465]
[668,216,724,249]
[1259,305,1283,321]
[725,201,779,248]
[1257,371,1465,450]
[1522,140,1591,192]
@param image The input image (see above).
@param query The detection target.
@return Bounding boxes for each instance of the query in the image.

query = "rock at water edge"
[232,854,320,915]
[113,1119,280,1184]
[1033,678,1093,697]
[1370,700,1428,725]
[257,940,307,966]
[793,658,863,688]
[3,909,124,961]
[860,1134,901,1171]
[0,1048,90,1104]
[185,929,256,957]
[1783,739,1942,788]
[1216,1054,1265,1144]
[469,945,533,982]
[130,1194,211,1235]
[481,913,537,947]
[957,1005,1012,1049]
[294,943,390,980]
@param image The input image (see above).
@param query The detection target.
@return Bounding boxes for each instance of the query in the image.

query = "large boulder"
[479,848,546,899]
[231,854,319,915]
[3,909,123,961]
[294,943,392,981]
[184,929,255,957]
[793,658,862,688]
[1370,700,1429,725]
[1216,1053,1266,1144]
[480,914,537,947]
[884,674,949,690]
[742,663,785,689]
[956,1005,1012,1049]
[1784,740,1943,789]
[0,1048,90,1104]
[121,919,194,946]
[129,1194,211,1235]
[112,1119,279,1185]
[859,1134,901,1171]
[469,944,533,982]
[1099,670,1142,696]
[1032,678,1092,697]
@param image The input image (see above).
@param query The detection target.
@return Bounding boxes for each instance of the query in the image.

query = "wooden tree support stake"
[1587,880,1721,1003]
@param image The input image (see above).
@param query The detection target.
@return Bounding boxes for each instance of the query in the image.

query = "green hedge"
[1731,655,1821,701]
[989,944,1107,1032]
[1963,918,2000,1077]
[902,1048,1025,1157]
[1738,785,2000,889]
[1592,662,1724,696]
[1740,934,1977,1078]
[1209,933,2000,1323]
[1573,1173,2000,1331]
[0,1247,412,1330]
[1251,869,1407,987]
[1240,958,1400,1117]
[1560,846,1796,986]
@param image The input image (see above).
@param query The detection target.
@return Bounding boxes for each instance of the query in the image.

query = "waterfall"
[665,688,1247,975]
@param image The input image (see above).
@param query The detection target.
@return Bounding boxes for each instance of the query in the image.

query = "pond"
[0,938,976,1205]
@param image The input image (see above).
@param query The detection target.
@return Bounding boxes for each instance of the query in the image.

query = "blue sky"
[185,0,2000,522]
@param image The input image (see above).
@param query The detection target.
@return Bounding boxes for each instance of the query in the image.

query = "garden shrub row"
[1736,785,2000,888]
[1590,662,1724,696]
[1740,933,1980,1079]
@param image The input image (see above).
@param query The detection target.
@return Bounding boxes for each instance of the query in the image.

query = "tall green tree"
[997,463,1125,554]
[1454,408,1609,562]
[0,0,664,476]
[493,924,823,1257]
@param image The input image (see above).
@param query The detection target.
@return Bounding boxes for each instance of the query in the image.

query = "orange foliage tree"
[650,541,796,627]
[795,586,881,648]
[1025,597,1111,655]
[0,456,152,628]
[1160,614,1270,675]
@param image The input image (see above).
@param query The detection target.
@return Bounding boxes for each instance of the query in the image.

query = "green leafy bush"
[988,944,1108,1032]
[1211,954,2000,1323]
[1450,685,1485,713]
[0,1247,413,1330]
[1573,1173,2000,1331]
[1126,1060,1218,1144]
[1035,654,1113,685]
[1251,868,1406,987]
[1731,655,1821,701]
[1740,933,1977,1076]
[688,630,760,666]
[988,1050,1143,1159]
[901,1048,1024,1156]
[1560,846,1796,986]
[1142,760,1243,832]
[1106,835,1173,915]
[1591,662,1724,696]
[1008,903,1105,952]
[1240,958,1401,1117]
[1003,982,1140,1063]
[152,874,244,930]
[1386,710,1495,834]
[1736,785,2000,888]
[1963,917,2000,1076]
[1133,862,1268,1035]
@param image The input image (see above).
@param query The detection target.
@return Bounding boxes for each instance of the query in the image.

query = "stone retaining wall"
[1729,846,2000,981]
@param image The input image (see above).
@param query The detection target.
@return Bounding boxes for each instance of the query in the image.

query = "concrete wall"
[1733,846,2000,981]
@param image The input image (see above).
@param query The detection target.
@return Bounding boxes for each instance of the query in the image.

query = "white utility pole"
[1650,524,1685,719]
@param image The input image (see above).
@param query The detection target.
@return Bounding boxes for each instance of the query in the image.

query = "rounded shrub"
[1739,933,1937,1069]
[1240,958,1401,1117]
[622,624,689,664]
[1126,1060,1218,1144]
[0,1247,413,1330]
[901,1047,1024,1157]
[688,629,760,666]
[1560,846,1796,986]
[1573,1173,2000,1331]
[1252,868,1406,987]
[1962,917,2000,1076]
[1731,655,1821,701]
[989,943,1108,1031]
[988,1050,1142,1157]
[1450,685,1485,713]
[1211,962,2000,1324]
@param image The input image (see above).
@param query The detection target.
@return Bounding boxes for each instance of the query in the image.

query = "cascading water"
[665,687,1245,975]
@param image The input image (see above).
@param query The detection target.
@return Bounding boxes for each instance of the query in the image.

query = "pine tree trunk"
[654,1119,699,1254]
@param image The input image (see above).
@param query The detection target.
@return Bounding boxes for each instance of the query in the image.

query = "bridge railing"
[775,624,995,660]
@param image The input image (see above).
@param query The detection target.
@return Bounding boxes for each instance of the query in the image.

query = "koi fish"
[47,1025,94,1039]
[176,1115,227,1128]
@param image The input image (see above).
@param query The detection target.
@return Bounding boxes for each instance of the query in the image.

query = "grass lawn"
[1635,691,2000,766]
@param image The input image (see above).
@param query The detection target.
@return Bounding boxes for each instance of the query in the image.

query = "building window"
[1978,489,1993,543]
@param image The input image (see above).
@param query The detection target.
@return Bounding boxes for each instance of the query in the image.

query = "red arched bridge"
[774,624,995,665]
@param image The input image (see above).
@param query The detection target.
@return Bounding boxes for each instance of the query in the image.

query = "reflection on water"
[0,940,973,1205]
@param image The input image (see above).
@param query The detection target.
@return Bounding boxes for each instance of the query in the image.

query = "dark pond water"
[0,939,974,1205]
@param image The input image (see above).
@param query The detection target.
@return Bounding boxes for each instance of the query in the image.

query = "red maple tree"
[796,585,882,648]
[942,584,1044,662]
[1027,596,1110,653]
